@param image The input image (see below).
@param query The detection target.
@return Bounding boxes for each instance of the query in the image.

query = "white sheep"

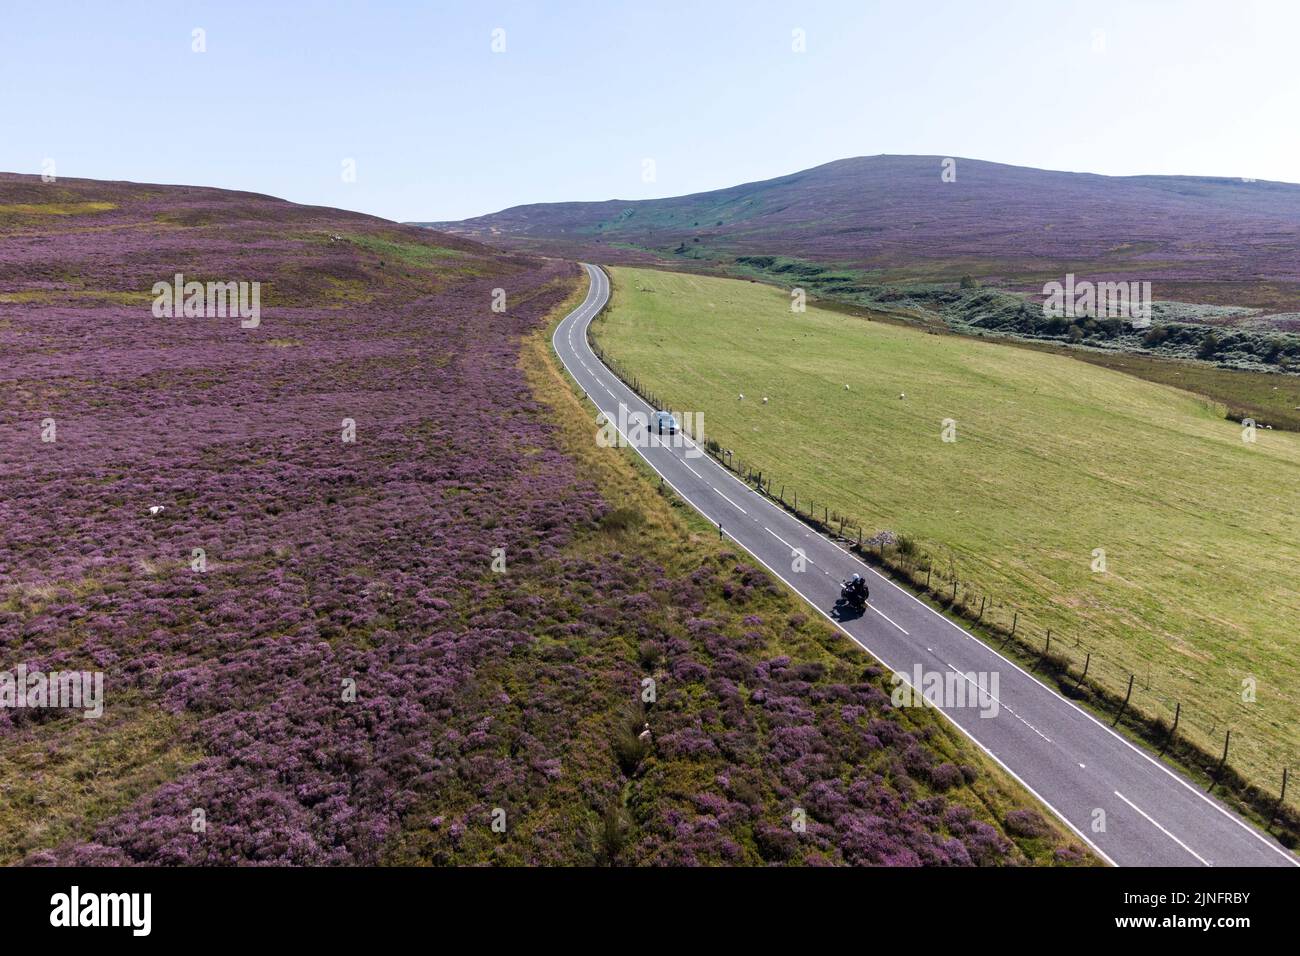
[762,396,768,404]
[147,505,165,517]
[738,393,744,400]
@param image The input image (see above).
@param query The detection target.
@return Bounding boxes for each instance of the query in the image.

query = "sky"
[2,0,1298,223]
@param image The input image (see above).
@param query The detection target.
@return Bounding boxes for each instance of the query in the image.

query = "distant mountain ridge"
[422,155,1300,312]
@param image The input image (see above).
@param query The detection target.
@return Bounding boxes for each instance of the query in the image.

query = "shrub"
[612,726,650,776]
[595,803,631,864]
[1005,808,1051,838]
[927,762,964,791]
[637,640,662,670]
[599,506,645,534]
[1198,330,1222,359]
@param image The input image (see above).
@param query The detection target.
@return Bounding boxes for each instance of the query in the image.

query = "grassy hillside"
[592,267,1300,800]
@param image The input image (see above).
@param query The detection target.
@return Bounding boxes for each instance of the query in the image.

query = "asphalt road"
[553,262,1297,868]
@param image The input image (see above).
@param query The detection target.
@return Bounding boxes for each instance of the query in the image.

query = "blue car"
[654,411,679,435]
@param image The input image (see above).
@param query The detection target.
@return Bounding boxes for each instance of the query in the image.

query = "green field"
[593,266,1300,795]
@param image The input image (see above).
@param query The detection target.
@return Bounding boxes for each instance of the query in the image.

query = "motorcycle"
[838,579,869,611]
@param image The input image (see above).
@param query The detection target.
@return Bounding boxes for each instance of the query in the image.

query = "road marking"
[551,263,1284,870]
[756,437,1298,865]
[869,604,909,635]
[711,485,748,514]
[764,526,800,553]
[1115,791,1211,866]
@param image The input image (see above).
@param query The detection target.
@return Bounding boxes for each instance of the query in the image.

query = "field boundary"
[587,323,1300,852]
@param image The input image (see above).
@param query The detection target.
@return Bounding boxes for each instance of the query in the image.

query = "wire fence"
[589,340,1299,846]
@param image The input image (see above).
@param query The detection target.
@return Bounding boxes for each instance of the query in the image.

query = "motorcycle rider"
[844,573,868,604]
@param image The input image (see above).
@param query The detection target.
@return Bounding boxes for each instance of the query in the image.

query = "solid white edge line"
[810,521,1298,865]
[552,264,1119,869]
[576,265,1294,867]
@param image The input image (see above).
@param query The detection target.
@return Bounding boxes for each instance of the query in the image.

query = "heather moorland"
[0,174,1090,865]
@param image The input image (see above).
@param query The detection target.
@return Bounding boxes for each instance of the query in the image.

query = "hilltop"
[423,154,1300,318]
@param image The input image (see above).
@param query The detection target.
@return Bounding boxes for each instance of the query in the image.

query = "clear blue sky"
[3,0,1297,222]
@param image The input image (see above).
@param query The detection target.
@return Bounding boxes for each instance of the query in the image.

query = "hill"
[424,154,1300,318]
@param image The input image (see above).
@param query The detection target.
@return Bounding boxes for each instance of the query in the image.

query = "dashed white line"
[711,485,748,515]
[1115,791,1211,866]
[869,604,909,635]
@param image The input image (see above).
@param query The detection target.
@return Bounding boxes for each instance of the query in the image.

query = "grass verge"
[590,265,1300,829]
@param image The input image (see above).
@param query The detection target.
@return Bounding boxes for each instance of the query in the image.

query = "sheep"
[147,505,165,517]
[738,393,744,400]
[762,396,768,404]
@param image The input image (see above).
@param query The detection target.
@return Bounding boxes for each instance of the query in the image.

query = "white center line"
[869,604,909,635]
[1114,791,1211,866]
[711,486,748,514]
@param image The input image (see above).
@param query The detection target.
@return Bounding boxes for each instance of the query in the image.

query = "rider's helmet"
[851,573,861,583]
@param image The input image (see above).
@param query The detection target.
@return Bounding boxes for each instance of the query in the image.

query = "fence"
[587,339,1300,848]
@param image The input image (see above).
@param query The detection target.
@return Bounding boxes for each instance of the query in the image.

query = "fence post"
[857,527,863,548]
[1010,610,1018,638]
[1272,767,1289,825]
[1207,730,1230,794]
[925,566,931,589]
[718,522,723,540]
[977,596,986,622]
[1159,702,1180,758]
[1111,674,1134,727]
[1074,653,1091,692]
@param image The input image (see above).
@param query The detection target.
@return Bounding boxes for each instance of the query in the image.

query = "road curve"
[553,263,1296,868]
